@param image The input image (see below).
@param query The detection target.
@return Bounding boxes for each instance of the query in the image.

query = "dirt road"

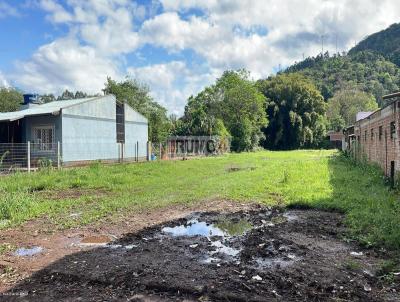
[0,201,399,301]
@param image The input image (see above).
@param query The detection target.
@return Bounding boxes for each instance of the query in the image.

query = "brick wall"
[354,100,400,176]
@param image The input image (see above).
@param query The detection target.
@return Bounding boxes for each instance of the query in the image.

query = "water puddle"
[14,246,44,257]
[162,220,226,237]
[162,218,252,237]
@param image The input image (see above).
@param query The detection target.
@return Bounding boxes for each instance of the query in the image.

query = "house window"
[32,125,55,151]
[379,126,383,141]
[364,130,367,141]
[390,121,396,139]
[371,128,374,141]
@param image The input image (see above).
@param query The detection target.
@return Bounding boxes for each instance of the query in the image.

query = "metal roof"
[382,91,400,100]
[0,96,99,122]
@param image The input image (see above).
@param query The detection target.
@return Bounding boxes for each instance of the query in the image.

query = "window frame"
[31,124,55,152]
[371,128,374,141]
[379,125,383,141]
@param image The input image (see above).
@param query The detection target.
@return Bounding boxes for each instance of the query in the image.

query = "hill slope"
[285,51,400,105]
[349,23,400,66]
[284,23,400,105]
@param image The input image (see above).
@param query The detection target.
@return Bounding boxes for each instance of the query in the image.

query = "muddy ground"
[1,204,399,301]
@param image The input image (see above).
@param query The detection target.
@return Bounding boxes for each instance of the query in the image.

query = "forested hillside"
[349,23,400,66]
[285,51,400,106]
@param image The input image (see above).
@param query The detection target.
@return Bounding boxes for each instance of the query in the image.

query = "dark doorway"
[0,120,23,144]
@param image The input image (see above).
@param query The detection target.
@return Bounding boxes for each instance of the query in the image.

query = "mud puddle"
[3,208,399,301]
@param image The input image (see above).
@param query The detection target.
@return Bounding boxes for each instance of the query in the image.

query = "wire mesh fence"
[0,143,59,173]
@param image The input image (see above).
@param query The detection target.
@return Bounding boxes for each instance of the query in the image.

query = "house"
[327,131,344,150]
[0,94,148,167]
[343,91,400,180]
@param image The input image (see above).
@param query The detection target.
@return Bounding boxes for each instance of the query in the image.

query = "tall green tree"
[180,70,267,152]
[0,88,23,112]
[103,77,171,142]
[257,73,327,150]
[327,87,378,131]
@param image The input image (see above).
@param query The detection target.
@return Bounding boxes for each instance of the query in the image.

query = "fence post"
[147,141,151,161]
[27,141,31,173]
[57,141,61,169]
[118,143,121,163]
[121,143,124,163]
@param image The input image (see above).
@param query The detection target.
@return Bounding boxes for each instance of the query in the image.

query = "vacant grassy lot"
[1,150,400,250]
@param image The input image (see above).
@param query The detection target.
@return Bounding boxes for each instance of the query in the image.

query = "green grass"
[1,150,400,251]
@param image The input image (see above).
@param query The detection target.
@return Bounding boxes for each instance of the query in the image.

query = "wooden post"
[27,141,31,173]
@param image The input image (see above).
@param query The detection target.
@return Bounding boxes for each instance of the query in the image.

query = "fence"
[150,136,230,160]
[0,136,230,174]
[0,141,146,174]
[0,143,60,173]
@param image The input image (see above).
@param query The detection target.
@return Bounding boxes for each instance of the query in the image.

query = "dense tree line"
[257,74,327,149]
[3,22,400,151]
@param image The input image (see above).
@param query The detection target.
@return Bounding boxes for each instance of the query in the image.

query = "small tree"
[0,88,23,112]
[327,86,378,129]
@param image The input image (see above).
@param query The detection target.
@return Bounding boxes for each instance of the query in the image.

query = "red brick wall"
[354,101,400,176]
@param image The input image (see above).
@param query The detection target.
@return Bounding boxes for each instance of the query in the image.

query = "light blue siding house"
[0,94,148,165]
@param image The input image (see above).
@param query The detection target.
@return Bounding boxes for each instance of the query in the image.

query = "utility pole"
[335,33,338,54]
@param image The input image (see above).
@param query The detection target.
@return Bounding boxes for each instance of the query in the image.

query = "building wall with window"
[352,97,400,177]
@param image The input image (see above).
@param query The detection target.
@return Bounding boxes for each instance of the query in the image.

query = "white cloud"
[0,1,20,18]
[0,71,9,87]
[13,38,120,94]
[9,0,400,115]
[127,61,219,115]
[155,0,400,70]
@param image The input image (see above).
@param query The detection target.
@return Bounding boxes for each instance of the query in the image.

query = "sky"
[0,0,399,115]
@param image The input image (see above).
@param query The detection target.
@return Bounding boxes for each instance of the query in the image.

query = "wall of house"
[123,103,148,160]
[23,114,62,143]
[61,95,118,162]
[354,100,400,176]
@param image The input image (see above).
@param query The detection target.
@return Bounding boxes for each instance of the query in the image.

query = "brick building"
[344,92,400,179]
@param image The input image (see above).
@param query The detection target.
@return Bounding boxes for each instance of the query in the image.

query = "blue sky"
[0,0,399,115]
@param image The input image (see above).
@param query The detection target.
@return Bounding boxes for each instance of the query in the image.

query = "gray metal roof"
[0,96,99,122]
